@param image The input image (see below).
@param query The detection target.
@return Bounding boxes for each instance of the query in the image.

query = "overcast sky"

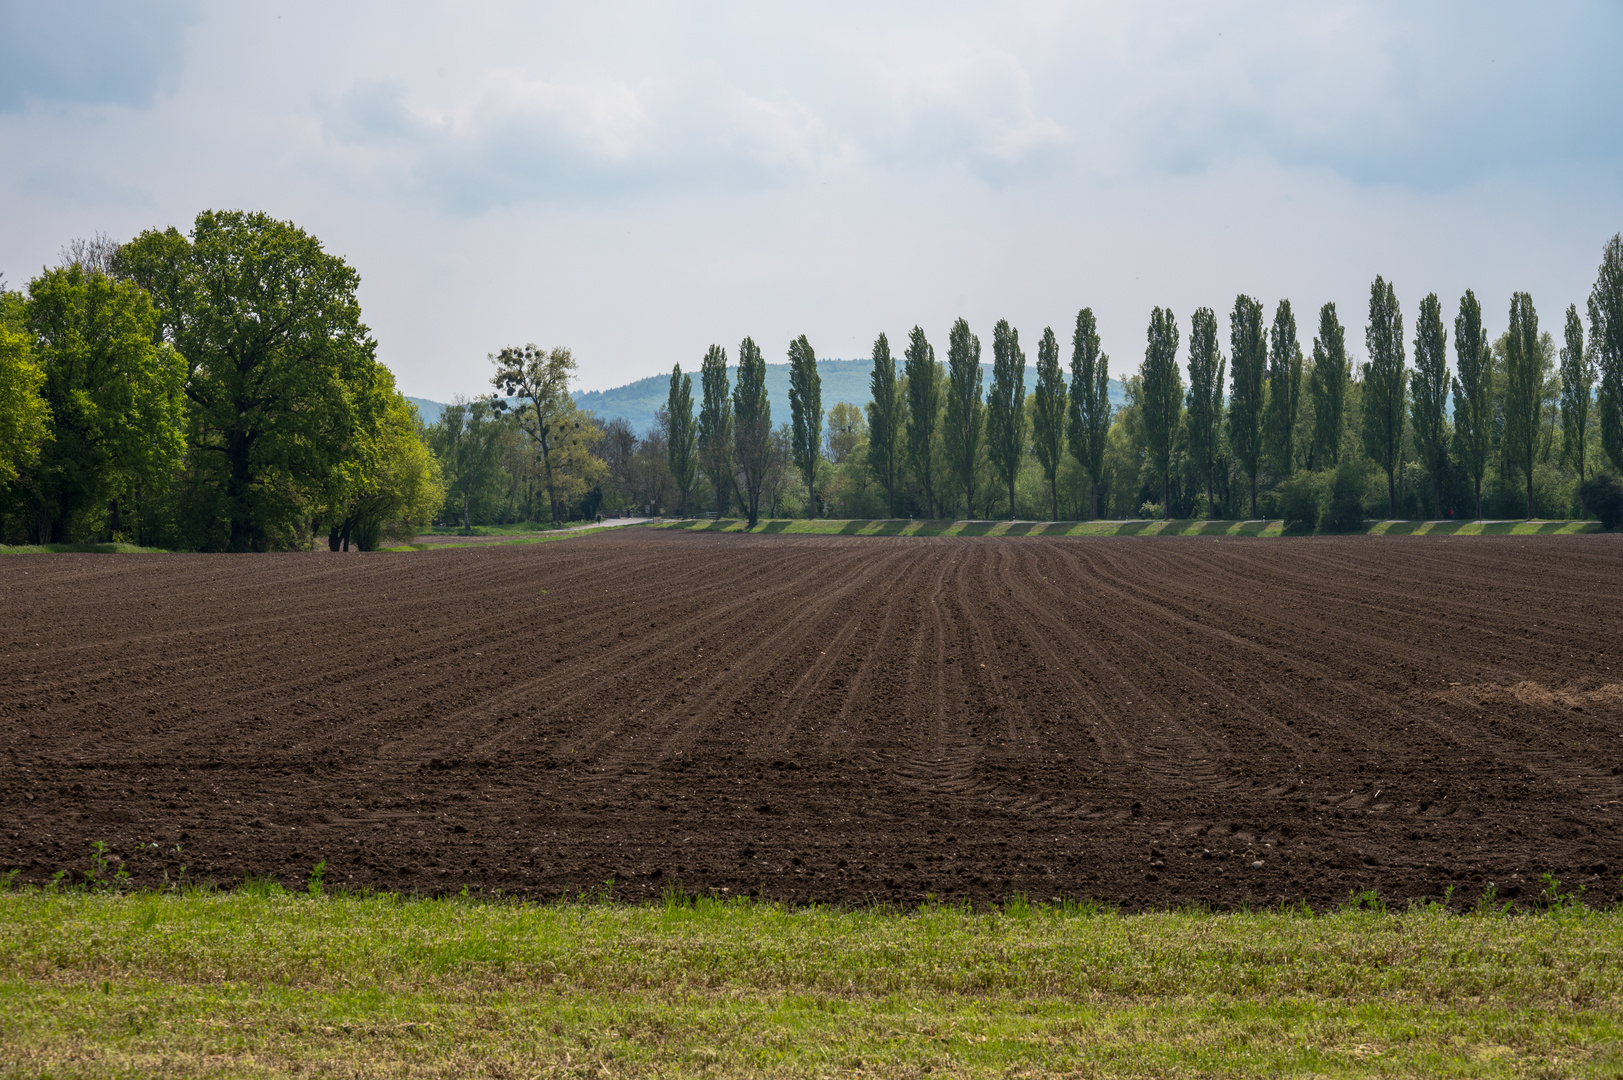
[3,2,1620,399]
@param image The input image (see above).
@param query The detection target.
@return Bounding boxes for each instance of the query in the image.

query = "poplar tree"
[1031,326,1067,521]
[1067,308,1110,519]
[903,326,941,517]
[1227,295,1266,517]
[697,344,733,517]
[1560,304,1594,516]
[865,331,904,517]
[1503,292,1543,520]
[1309,302,1347,468]
[986,319,1026,519]
[732,337,771,528]
[666,363,697,515]
[1410,293,1449,518]
[1452,290,1492,520]
[1361,276,1407,519]
[1185,306,1224,517]
[1591,234,1623,474]
[1141,307,1183,517]
[1265,300,1303,477]
[787,334,822,517]
[944,318,983,518]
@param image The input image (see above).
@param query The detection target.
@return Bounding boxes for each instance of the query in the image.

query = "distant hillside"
[412,360,1127,437]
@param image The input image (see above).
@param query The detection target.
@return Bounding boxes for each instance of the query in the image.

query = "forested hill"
[410,359,1127,436]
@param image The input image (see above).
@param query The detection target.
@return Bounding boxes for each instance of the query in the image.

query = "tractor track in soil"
[4,529,1622,908]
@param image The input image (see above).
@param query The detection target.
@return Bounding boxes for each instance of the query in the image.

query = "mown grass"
[4,887,1622,1077]
[659,517,1604,538]
[0,541,173,555]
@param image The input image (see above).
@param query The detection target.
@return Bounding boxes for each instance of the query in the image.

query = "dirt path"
[4,531,1620,908]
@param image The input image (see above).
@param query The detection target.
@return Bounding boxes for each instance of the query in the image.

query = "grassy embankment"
[4,888,1622,1077]
[659,517,1604,538]
[0,541,173,555]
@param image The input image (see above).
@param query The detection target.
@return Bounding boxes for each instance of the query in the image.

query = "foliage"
[1409,292,1450,517]
[824,401,865,464]
[787,335,822,516]
[1452,289,1493,520]
[1502,292,1544,520]
[1277,470,1322,533]
[1361,275,1407,519]
[1559,305,1594,511]
[1308,302,1347,469]
[1321,458,1370,533]
[1185,306,1224,517]
[732,337,772,528]
[902,326,941,518]
[865,332,904,518]
[1030,326,1067,521]
[328,392,446,550]
[665,365,697,515]
[1067,308,1111,519]
[425,397,504,530]
[986,318,1027,519]
[1580,474,1623,529]
[490,344,602,524]
[1592,234,1623,474]
[1227,295,1266,517]
[1140,306,1182,518]
[120,210,383,551]
[943,318,984,518]
[1265,299,1303,478]
[697,345,733,516]
[0,299,51,491]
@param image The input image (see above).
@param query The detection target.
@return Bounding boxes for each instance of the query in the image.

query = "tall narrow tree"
[697,345,734,517]
[1185,306,1224,517]
[986,319,1027,519]
[1265,300,1303,478]
[903,326,941,517]
[1410,293,1449,518]
[666,364,697,516]
[732,337,771,528]
[1309,302,1347,468]
[1031,326,1067,521]
[1067,308,1111,519]
[1503,292,1543,520]
[1591,234,1623,474]
[1141,307,1183,517]
[787,335,822,517]
[1452,290,1492,520]
[944,318,983,518]
[1560,304,1595,516]
[1361,276,1407,519]
[865,332,904,518]
[1227,295,1267,517]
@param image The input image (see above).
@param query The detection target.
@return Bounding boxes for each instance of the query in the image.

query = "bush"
[1580,475,1623,529]
[1320,460,1368,533]
[1279,472,1323,534]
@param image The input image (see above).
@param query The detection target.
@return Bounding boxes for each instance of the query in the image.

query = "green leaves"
[1451,290,1492,518]
[1066,308,1110,519]
[732,337,770,528]
[865,332,904,517]
[1409,293,1449,516]
[787,335,821,516]
[1140,307,1182,517]
[1031,326,1066,521]
[1589,234,1623,475]
[1185,307,1223,516]
[986,319,1026,520]
[1360,276,1406,518]
[1227,294,1266,517]
[903,326,941,517]
[1503,291,1544,519]
[1310,302,1347,470]
[944,318,983,518]
[1559,303,1593,486]
[697,345,733,516]
[667,364,698,514]
[1265,300,1303,478]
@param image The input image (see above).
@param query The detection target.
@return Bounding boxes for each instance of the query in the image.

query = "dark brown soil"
[5,530,1622,909]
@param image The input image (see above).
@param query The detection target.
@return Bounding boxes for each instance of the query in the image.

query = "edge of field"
[654,517,1606,538]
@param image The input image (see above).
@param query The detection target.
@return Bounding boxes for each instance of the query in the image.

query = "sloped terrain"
[4,530,1621,908]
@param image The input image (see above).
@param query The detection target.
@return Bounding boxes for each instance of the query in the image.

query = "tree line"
[633,235,1623,528]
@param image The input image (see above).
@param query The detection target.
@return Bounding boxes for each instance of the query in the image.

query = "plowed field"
[5,530,1622,909]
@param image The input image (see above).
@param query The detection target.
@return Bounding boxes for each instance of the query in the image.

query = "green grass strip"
[4,890,1621,1076]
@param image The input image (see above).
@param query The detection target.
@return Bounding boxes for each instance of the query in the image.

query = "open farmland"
[4,529,1622,909]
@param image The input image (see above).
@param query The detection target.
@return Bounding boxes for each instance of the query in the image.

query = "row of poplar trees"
[661,234,1623,525]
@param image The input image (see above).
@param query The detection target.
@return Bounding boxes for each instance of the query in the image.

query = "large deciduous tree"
[1185,306,1224,517]
[732,337,771,529]
[1503,292,1544,520]
[1067,308,1110,519]
[1361,276,1407,520]
[1309,302,1347,468]
[490,344,601,524]
[1141,307,1183,518]
[697,345,734,517]
[787,335,822,517]
[666,363,697,516]
[865,332,905,518]
[119,210,383,551]
[1227,295,1266,517]
[427,396,503,530]
[22,264,187,544]
[944,318,983,518]
[986,319,1026,520]
[1591,234,1623,474]
[0,304,49,491]
[1030,326,1066,521]
[1265,300,1303,478]
[1410,292,1450,518]
[326,388,445,551]
[1452,290,1492,520]
[903,326,941,518]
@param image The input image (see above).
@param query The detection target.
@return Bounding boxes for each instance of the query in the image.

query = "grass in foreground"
[659,517,1603,538]
[4,887,1621,1077]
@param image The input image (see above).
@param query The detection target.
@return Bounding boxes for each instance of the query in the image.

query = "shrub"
[1320,460,1368,533]
[1279,472,1322,534]
[1580,474,1623,529]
